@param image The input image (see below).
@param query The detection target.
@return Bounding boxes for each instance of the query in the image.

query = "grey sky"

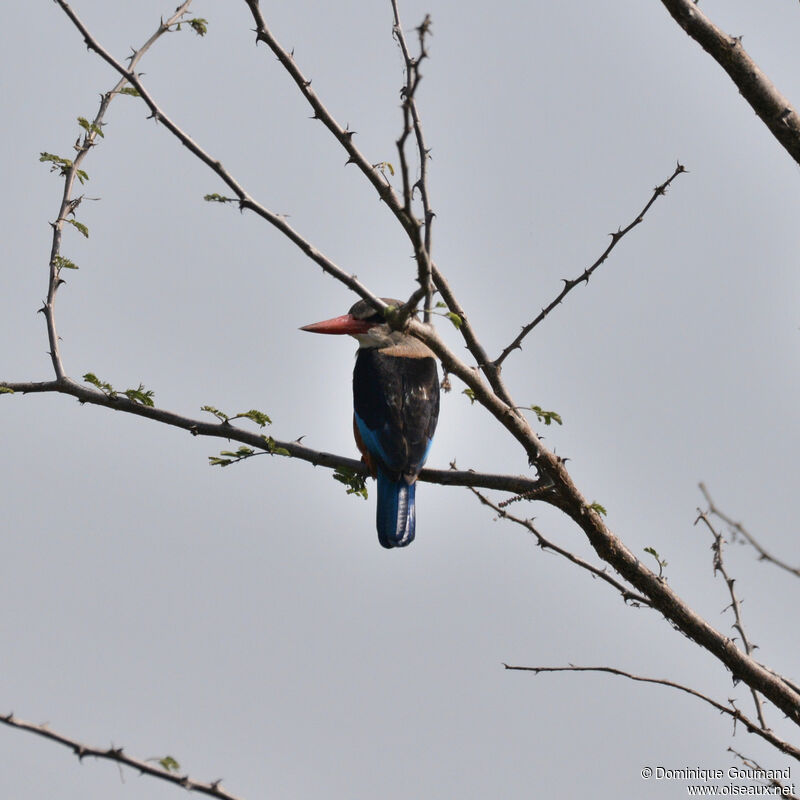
[2,1,799,798]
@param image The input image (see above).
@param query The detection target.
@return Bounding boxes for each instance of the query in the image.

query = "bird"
[301,298,440,548]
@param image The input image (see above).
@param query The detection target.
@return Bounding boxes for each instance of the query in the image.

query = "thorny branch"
[700,483,800,579]
[494,162,686,367]
[53,0,389,321]
[241,0,511,395]
[503,666,800,761]
[469,487,651,607]
[659,0,800,167]
[391,3,434,320]
[40,0,195,382]
[0,379,541,496]
[695,507,768,729]
[44,0,800,732]
[0,714,244,800]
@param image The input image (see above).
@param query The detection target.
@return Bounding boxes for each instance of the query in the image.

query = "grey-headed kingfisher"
[301,298,440,548]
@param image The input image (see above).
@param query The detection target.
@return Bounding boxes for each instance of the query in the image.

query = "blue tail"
[376,469,416,549]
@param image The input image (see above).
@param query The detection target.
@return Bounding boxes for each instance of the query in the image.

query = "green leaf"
[53,255,79,270]
[77,117,104,138]
[187,17,209,36]
[232,409,272,428]
[263,436,289,457]
[40,152,73,177]
[158,756,180,772]
[644,546,668,578]
[530,405,563,426]
[435,301,447,309]
[67,219,89,238]
[446,311,462,329]
[586,502,607,517]
[118,87,140,97]
[462,387,477,405]
[83,372,116,397]
[75,168,90,185]
[123,384,155,407]
[333,467,368,499]
[0,386,15,395]
[203,193,235,203]
[208,445,256,467]
[201,404,229,422]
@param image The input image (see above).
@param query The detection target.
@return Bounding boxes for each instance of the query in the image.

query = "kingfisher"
[301,298,440,548]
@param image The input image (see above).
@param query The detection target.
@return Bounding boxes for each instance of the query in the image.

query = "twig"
[53,0,387,320]
[49,0,800,731]
[495,163,686,367]
[0,713,243,800]
[695,509,768,729]
[241,0,512,393]
[0,378,542,496]
[42,1,195,382]
[700,483,800,579]
[240,1,419,246]
[659,0,800,167]
[391,5,434,320]
[469,487,651,607]
[502,665,800,761]
[728,748,798,799]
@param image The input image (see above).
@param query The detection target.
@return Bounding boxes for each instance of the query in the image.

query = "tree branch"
[391,5,434,319]
[40,1,195,382]
[700,483,800,579]
[470,487,651,607]
[51,0,800,734]
[52,0,388,320]
[0,378,541,496]
[495,163,686,367]
[695,508,768,730]
[0,713,244,800]
[503,665,800,761]
[658,0,800,167]
[728,749,799,799]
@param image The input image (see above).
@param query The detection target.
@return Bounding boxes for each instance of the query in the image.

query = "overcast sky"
[2,1,799,798]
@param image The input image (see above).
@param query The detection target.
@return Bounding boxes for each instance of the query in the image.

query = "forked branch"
[700,483,800,579]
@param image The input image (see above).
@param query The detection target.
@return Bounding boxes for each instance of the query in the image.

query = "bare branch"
[0,713,243,800]
[495,163,686,367]
[659,0,800,167]
[469,487,652,607]
[241,0,417,239]
[700,483,800,579]
[503,666,800,761]
[695,509,768,729]
[391,5,434,319]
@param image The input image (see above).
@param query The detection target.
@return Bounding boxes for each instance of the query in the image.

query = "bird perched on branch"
[301,298,440,549]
